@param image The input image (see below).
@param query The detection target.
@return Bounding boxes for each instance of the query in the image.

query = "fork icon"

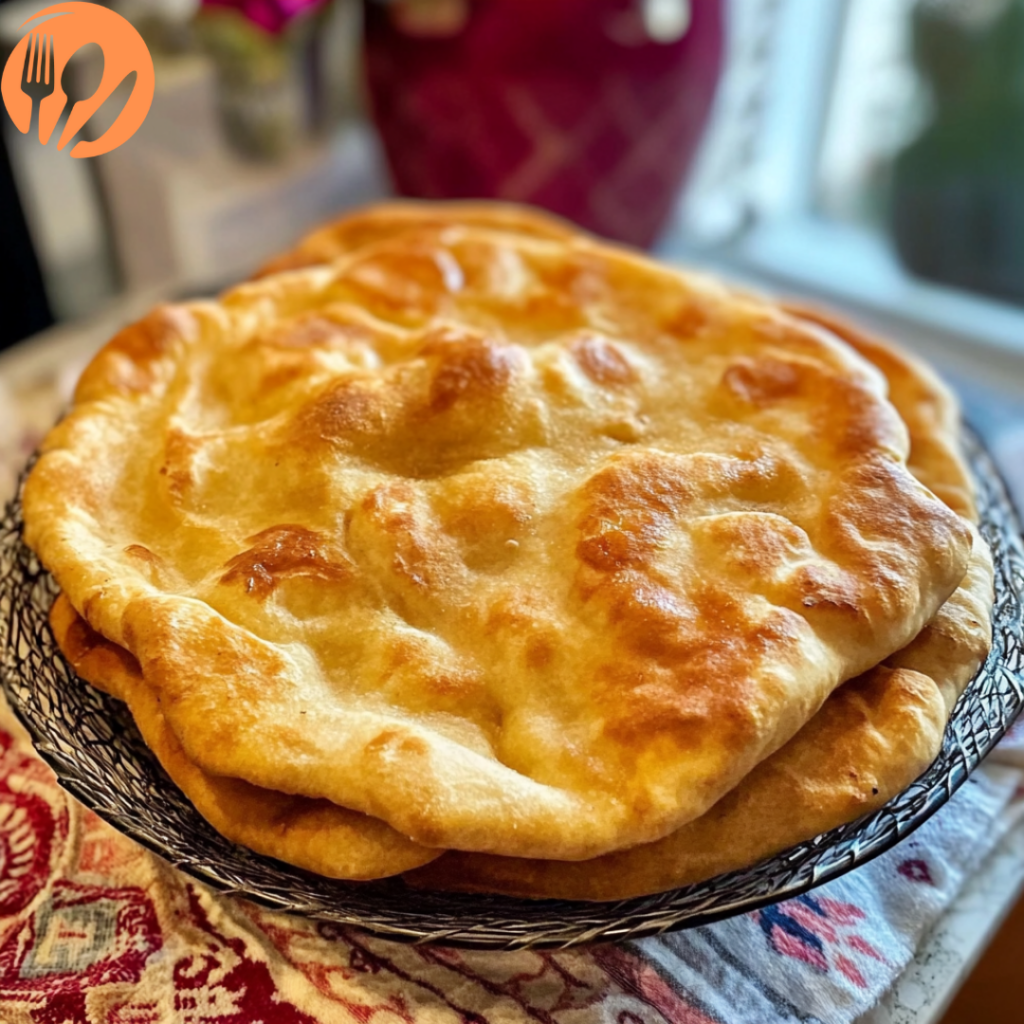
[20,33,55,141]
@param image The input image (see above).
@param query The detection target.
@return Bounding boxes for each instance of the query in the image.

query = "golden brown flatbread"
[783,305,976,523]
[24,215,972,861]
[264,215,988,725]
[402,302,993,898]
[51,521,992,896]
[254,200,578,279]
[48,594,439,879]
[266,208,977,530]
[46,302,992,892]
[43,210,989,890]
[51,517,991,894]
[405,528,992,899]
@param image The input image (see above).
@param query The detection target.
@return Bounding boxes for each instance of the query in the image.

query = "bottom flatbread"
[49,596,439,880]
[404,530,993,899]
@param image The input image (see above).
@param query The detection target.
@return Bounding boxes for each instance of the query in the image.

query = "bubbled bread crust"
[48,594,439,879]
[23,223,973,860]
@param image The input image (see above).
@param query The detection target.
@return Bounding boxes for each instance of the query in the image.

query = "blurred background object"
[6,0,1024,360]
[0,113,52,349]
[0,0,728,348]
[889,0,1024,305]
[195,0,325,162]
[363,0,724,247]
[668,0,1024,404]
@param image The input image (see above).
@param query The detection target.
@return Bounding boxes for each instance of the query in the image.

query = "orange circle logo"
[1,2,155,158]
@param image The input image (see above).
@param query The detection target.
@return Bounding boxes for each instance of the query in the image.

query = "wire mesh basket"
[2,428,1022,950]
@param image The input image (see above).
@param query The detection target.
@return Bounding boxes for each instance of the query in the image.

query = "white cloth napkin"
[630,765,1021,1024]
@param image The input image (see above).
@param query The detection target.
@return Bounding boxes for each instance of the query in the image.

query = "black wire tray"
[2,429,1023,951]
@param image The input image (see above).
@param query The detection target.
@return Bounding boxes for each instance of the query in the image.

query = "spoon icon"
[54,42,104,151]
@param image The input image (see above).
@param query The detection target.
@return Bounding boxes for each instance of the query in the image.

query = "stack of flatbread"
[23,203,993,901]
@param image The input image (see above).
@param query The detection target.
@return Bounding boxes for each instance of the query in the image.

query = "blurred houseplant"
[889,0,1024,304]
[196,0,328,160]
[362,0,724,247]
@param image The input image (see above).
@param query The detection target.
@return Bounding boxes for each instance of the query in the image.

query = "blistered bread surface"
[23,226,973,859]
[48,594,439,878]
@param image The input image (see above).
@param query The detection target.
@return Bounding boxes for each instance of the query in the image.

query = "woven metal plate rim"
[2,426,1023,950]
